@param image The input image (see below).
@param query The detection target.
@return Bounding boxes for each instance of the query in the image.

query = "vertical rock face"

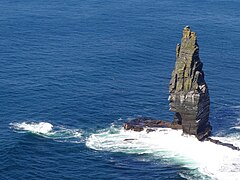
[169,26,212,140]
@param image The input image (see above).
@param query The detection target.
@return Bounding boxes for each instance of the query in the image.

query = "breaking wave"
[86,125,240,180]
[10,121,83,143]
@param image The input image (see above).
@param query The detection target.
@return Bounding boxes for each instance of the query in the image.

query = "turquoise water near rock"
[1,0,240,179]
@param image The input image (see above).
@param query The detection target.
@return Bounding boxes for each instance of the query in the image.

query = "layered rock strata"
[169,26,212,140]
[123,26,240,150]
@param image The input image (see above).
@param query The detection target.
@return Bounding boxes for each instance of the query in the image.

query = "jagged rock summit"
[169,26,212,140]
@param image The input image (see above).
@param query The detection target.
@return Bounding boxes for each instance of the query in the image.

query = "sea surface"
[1,0,240,179]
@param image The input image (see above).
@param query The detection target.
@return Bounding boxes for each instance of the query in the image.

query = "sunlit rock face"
[169,26,212,140]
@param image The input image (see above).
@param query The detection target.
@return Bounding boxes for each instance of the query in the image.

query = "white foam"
[10,122,53,134]
[86,126,240,180]
[10,122,82,143]
[46,127,82,142]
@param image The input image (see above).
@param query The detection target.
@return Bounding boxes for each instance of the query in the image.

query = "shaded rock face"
[169,26,212,140]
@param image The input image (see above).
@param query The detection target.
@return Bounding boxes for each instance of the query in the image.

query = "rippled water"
[1,0,240,179]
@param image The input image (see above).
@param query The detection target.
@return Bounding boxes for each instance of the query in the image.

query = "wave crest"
[10,122,53,134]
[10,121,82,143]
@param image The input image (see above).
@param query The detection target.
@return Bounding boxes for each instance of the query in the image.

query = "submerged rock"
[169,26,212,140]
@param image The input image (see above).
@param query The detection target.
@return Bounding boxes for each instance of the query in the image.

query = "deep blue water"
[1,0,240,179]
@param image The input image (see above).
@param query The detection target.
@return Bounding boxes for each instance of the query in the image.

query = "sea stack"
[169,26,212,140]
[123,26,240,150]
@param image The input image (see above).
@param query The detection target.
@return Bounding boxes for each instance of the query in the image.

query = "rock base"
[123,117,182,132]
[123,117,240,151]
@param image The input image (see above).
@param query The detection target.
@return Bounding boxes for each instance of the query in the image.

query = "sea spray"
[86,125,240,179]
[10,122,83,143]
[10,122,53,134]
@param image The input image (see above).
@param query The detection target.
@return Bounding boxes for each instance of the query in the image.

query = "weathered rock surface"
[169,26,212,140]
[123,26,240,151]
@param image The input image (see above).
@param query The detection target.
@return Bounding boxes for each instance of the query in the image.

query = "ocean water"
[1,0,240,179]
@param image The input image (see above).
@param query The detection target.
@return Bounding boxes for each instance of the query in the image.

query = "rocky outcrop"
[123,26,240,151]
[123,118,240,151]
[206,137,240,151]
[123,117,182,132]
[169,26,212,140]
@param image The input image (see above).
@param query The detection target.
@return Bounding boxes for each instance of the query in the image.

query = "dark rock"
[123,117,182,132]
[146,129,156,133]
[169,26,212,140]
[123,138,137,141]
[206,137,240,151]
